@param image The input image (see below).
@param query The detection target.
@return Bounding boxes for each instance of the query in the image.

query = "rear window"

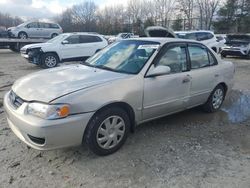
[39,23,50,28]
[49,23,60,29]
[80,35,103,43]
[196,32,214,41]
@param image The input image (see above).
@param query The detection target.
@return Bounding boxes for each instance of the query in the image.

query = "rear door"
[78,35,105,57]
[143,43,191,120]
[38,22,50,38]
[187,43,220,107]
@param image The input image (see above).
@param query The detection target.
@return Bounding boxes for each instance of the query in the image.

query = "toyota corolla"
[4,38,234,155]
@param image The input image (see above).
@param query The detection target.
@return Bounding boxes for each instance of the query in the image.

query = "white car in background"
[175,31,222,53]
[20,32,108,68]
[108,33,135,43]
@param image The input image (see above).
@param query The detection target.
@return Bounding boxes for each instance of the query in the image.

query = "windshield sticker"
[138,45,159,49]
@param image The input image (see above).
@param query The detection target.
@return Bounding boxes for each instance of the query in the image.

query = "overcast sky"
[0,0,127,20]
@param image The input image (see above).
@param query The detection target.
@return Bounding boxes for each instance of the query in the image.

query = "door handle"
[215,74,219,77]
[182,75,192,83]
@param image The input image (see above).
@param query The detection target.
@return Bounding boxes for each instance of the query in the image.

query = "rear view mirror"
[61,40,69,45]
[147,65,171,77]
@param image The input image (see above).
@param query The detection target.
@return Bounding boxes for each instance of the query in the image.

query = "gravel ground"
[0,49,250,188]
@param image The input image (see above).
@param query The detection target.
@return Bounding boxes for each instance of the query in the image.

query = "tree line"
[55,0,250,34]
[54,0,221,35]
[0,12,23,29]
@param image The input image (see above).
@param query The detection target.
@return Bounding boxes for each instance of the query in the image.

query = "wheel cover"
[20,33,27,39]
[45,56,57,67]
[96,115,125,149]
[212,88,224,109]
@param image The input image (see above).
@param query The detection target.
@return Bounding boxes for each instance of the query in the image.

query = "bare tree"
[197,0,219,29]
[178,0,195,30]
[155,0,176,26]
[71,1,97,31]
[0,12,23,28]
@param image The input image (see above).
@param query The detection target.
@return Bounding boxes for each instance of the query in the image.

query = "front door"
[143,43,191,121]
[60,35,81,59]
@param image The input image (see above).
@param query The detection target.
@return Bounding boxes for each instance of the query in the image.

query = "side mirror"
[61,40,69,45]
[147,65,171,77]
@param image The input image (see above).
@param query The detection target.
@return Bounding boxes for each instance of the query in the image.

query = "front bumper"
[20,49,42,65]
[221,48,249,57]
[7,30,17,38]
[3,91,94,150]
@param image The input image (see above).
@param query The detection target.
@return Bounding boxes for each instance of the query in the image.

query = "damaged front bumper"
[20,48,43,65]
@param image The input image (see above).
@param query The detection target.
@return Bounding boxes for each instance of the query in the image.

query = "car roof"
[65,32,103,36]
[126,37,201,45]
[175,30,214,34]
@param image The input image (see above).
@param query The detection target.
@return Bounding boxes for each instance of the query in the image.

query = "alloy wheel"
[44,56,57,68]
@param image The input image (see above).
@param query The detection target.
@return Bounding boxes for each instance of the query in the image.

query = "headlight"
[27,103,70,120]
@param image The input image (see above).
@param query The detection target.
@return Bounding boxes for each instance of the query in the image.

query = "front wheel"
[18,32,28,39]
[41,53,59,68]
[203,85,225,113]
[84,107,130,156]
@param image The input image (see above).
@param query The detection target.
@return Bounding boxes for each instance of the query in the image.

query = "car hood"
[12,65,129,103]
[21,43,51,51]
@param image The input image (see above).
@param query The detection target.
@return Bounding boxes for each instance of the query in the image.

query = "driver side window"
[156,44,188,73]
[65,35,80,44]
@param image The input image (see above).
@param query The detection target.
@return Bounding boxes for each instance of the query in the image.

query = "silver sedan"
[4,38,235,155]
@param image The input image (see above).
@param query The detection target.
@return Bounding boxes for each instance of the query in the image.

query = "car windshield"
[17,22,27,28]
[46,34,68,43]
[83,40,160,74]
[177,32,197,40]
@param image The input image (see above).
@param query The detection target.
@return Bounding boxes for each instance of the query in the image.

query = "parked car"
[4,38,234,155]
[108,33,135,43]
[7,21,63,39]
[175,31,221,53]
[221,34,250,58]
[20,32,108,68]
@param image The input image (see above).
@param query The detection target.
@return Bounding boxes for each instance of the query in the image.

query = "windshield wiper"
[94,64,116,72]
[80,61,96,68]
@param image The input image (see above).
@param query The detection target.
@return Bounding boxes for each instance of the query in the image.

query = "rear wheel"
[84,107,130,156]
[203,85,225,113]
[221,53,226,58]
[51,33,58,38]
[18,32,28,39]
[41,53,59,68]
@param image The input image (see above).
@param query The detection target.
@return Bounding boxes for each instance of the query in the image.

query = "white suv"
[8,21,63,39]
[20,33,108,68]
[175,31,221,53]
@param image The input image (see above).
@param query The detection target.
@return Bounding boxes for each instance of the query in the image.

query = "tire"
[84,107,130,156]
[18,32,28,39]
[203,85,225,113]
[247,52,250,59]
[41,53,59,68]
[51,33,58,38]
[221,53,226,58]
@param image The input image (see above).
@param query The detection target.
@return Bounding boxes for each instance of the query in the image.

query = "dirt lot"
[0,49,250,188]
